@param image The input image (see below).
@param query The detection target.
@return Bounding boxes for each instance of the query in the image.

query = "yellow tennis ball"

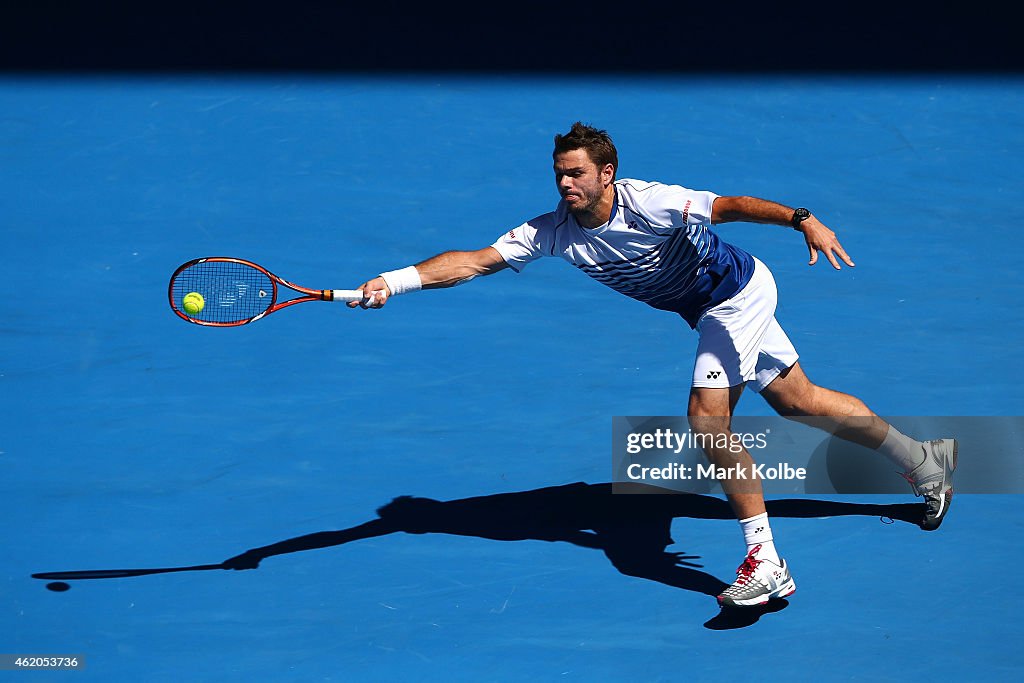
[182,292,205,315]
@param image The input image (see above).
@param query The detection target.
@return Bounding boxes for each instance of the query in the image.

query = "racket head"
[168,257,279,326]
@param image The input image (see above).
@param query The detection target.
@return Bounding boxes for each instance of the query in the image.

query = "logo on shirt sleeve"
[682,199,692,224]
[508,229,516,239]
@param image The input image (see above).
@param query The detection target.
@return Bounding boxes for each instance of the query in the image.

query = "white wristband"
[379,266,422,297]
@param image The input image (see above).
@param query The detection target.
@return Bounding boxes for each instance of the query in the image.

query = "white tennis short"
[691,257,799,392]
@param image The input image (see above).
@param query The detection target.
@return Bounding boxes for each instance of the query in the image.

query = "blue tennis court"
[2,74,1022,680]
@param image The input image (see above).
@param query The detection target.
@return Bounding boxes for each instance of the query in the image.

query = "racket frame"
[168,257,362,327]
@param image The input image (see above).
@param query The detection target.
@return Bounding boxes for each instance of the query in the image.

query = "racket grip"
[331,289,366,302]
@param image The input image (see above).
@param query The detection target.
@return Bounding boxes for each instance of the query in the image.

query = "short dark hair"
[553,122,618,178]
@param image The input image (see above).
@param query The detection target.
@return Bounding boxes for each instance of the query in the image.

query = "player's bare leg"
[761,362,957,530]
[687,385,761,516]
[759,362,888,446]
[688,385,796,607]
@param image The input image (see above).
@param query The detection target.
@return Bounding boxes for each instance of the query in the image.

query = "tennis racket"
[168,257,366,327]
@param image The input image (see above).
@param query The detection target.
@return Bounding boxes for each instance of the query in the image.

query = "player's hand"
[222,550,263,570]
[347,276,391,309]
[664,551,704,569]
[798,216,855,269]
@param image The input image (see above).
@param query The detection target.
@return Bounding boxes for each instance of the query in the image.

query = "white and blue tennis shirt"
[491,179,756,328]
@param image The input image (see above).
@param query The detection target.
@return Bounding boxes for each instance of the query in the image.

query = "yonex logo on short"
[707,370,722,379]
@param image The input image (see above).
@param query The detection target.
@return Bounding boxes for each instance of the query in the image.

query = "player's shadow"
[220,481,922,629]
[34,481,923,630]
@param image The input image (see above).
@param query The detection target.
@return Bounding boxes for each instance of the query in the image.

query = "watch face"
[792,208,810,226]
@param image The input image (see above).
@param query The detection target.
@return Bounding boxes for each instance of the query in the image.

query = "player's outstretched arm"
[348,246,509,309]
[711,195,855,270]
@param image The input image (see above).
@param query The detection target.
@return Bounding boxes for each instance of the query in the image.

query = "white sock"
[740,512,780,564]
[876,424,925,474]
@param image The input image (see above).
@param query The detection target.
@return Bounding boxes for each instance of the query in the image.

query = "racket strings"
[171,260,275,323]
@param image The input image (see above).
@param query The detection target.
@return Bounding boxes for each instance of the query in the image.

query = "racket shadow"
[32,564,224,581]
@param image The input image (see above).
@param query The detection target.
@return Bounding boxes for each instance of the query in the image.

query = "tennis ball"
[182,292,205,315]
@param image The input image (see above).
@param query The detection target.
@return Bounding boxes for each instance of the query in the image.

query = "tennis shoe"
[716,544,796,608]
[902,438,958,531]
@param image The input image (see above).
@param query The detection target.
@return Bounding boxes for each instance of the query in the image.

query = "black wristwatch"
[790,207,811,229]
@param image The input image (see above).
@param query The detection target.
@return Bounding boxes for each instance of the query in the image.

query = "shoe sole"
[717,578,796,608]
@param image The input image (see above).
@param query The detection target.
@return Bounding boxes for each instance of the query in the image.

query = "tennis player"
[348,122,957,608]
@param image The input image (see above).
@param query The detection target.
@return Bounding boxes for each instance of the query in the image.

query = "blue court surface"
[2,75,1023,681]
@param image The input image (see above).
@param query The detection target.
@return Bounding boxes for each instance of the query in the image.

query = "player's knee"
[768,384,821,417]
[771,396,804,417]
[687,411,730,436]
